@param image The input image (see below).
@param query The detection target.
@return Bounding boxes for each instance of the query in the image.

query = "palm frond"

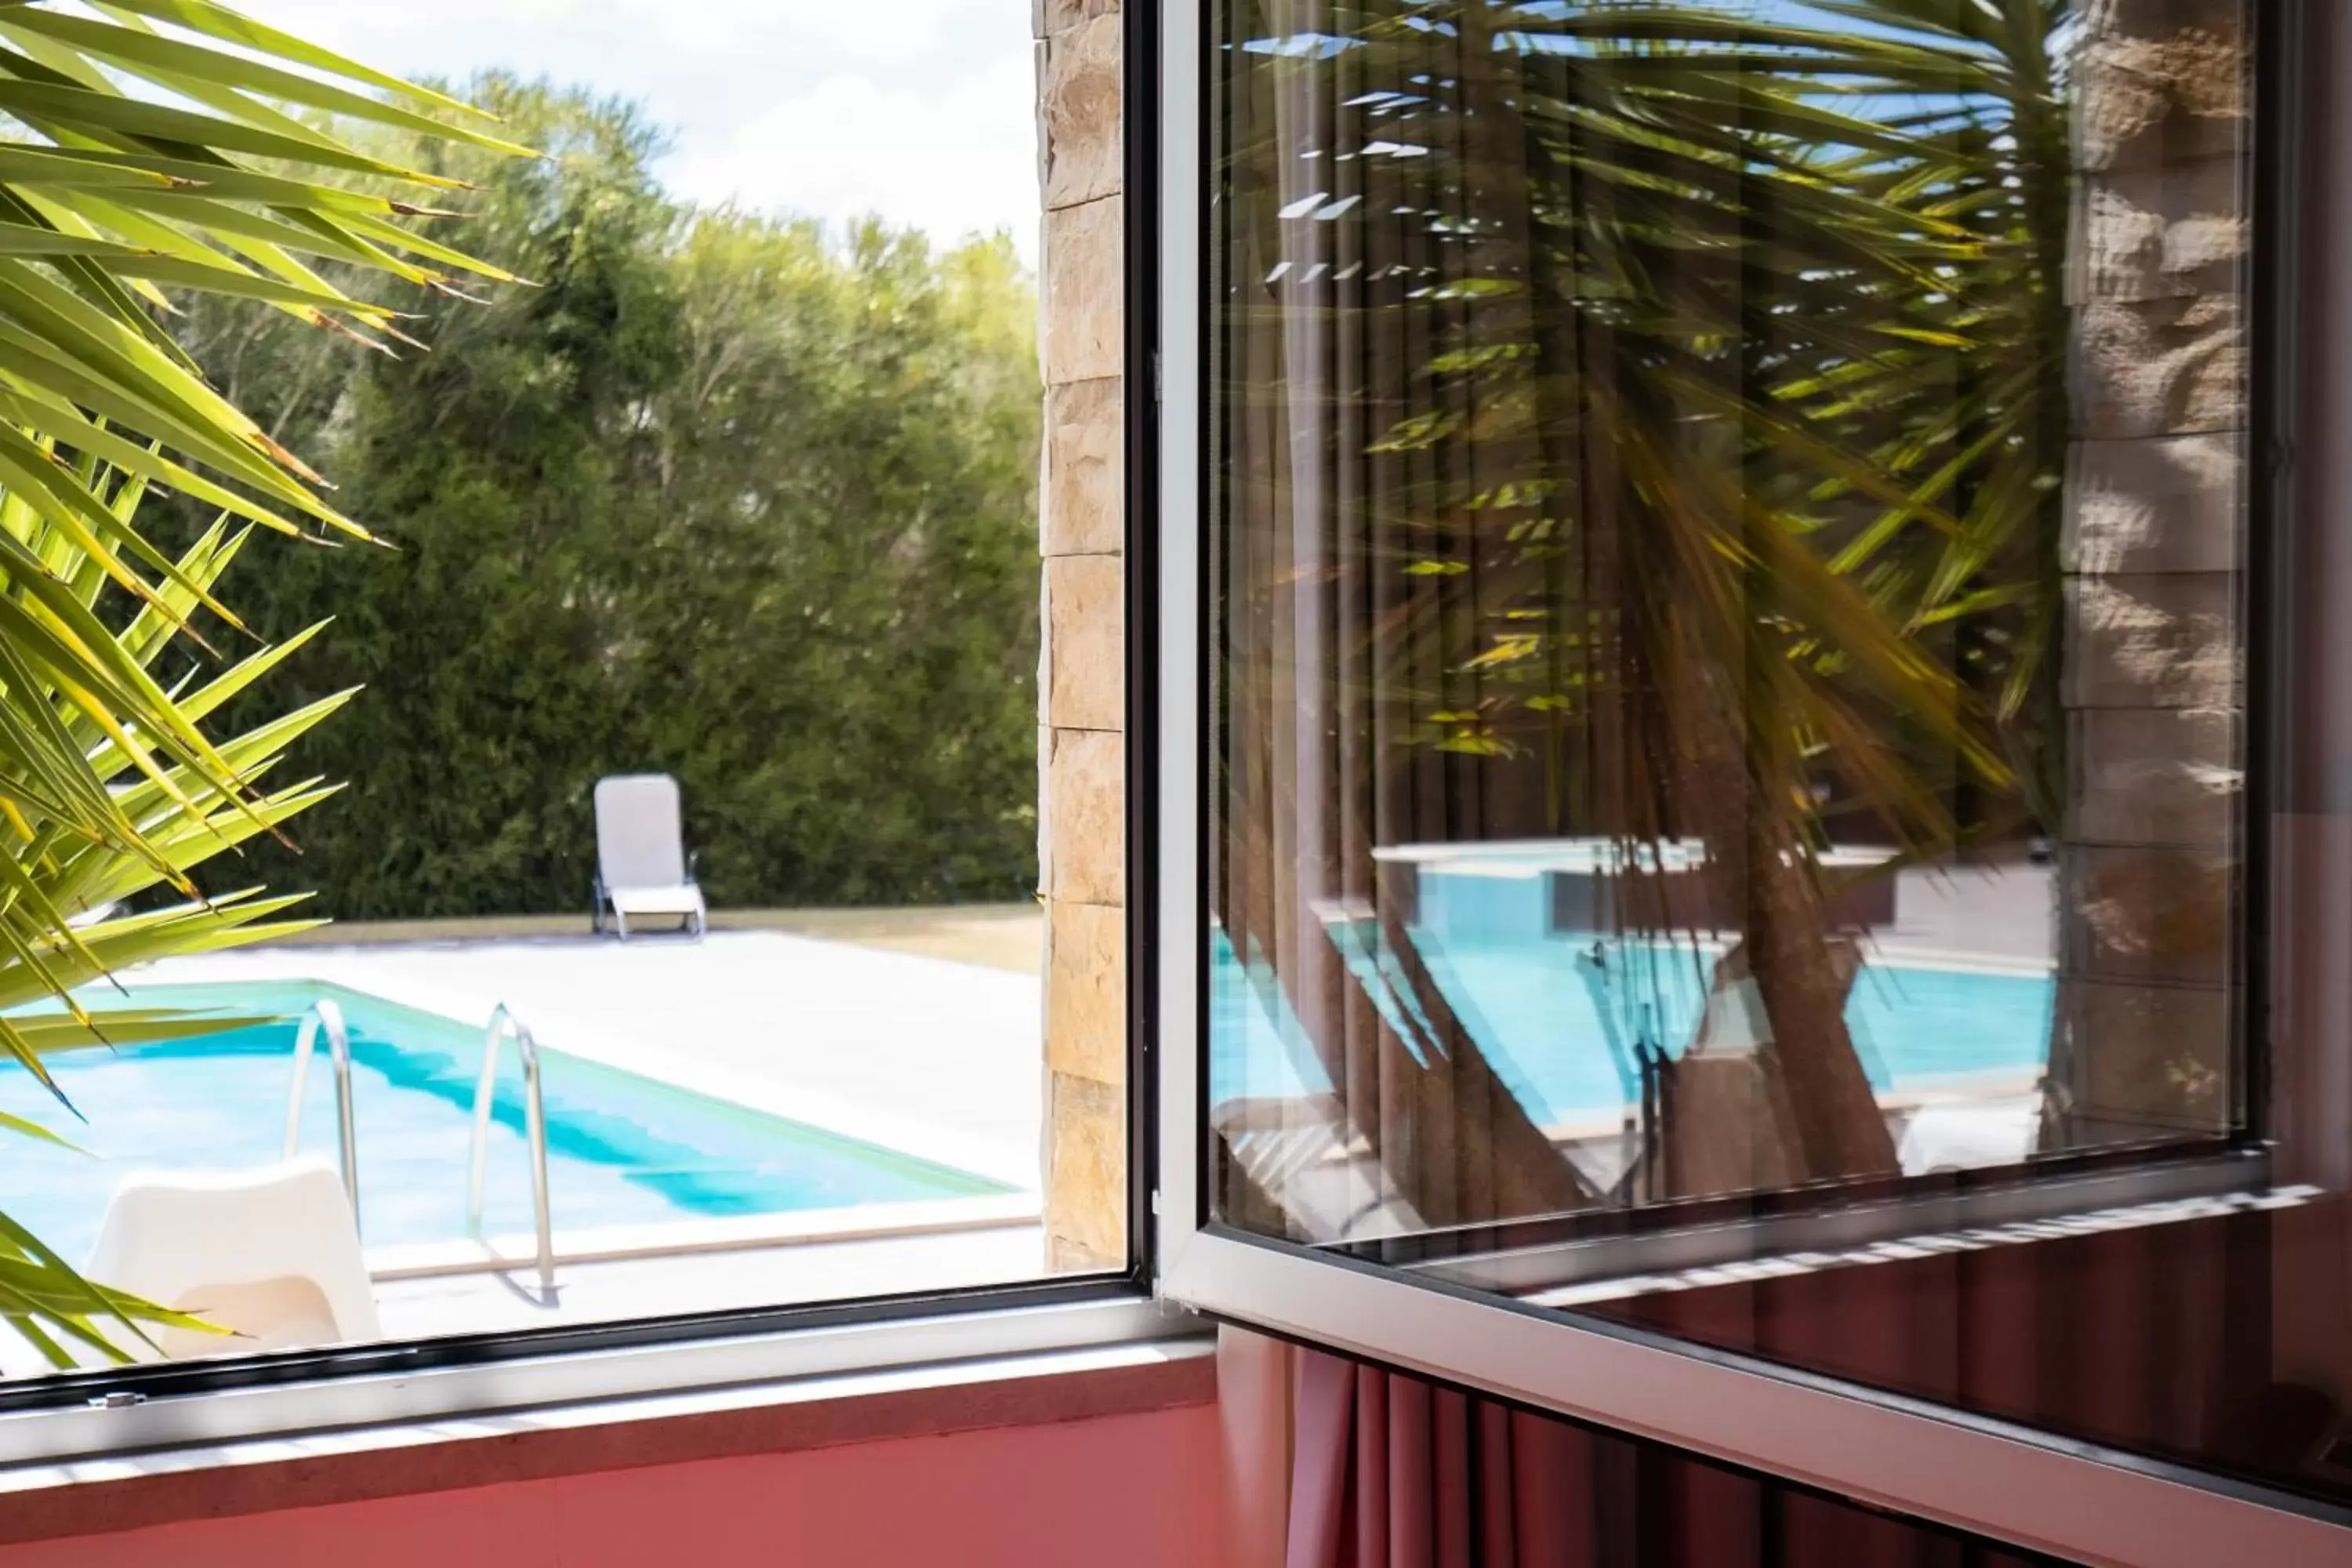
[0,4,517,1368]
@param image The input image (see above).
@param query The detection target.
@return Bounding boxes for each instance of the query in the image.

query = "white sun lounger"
[84,1155,382,1363]
[592,772,707,939]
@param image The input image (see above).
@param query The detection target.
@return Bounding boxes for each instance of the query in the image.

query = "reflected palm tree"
[1210,0,2076,1218]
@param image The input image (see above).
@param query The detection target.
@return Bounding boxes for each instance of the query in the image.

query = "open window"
[1158,0,2352,1555]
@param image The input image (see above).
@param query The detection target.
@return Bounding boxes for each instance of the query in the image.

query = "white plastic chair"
[84,1155,382,1362]
[592,772,707,939]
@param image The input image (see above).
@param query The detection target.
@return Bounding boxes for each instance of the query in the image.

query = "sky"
[233,0,1043,262]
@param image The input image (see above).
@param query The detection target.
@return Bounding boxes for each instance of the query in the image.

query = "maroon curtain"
[1279,1344,2054,1568]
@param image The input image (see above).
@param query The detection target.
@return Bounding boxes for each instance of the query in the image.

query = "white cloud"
[669,51,1037,257]
[227,0,1041,257]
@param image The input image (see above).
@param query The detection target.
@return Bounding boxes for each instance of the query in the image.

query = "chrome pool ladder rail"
[282,997,361,1235]
[466,1002,556,1292]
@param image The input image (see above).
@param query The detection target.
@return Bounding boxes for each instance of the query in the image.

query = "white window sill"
[0,1328,1213,1549]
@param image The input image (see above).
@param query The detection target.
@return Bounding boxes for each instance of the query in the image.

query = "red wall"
[0,1403,1225,1568]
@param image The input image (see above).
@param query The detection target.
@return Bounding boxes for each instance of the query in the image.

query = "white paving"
[112,930,1045,1189]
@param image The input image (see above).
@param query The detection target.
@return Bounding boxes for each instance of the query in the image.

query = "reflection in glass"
[1203,0,2302,1504]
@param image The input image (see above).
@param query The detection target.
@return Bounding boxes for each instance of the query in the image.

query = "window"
[1160,0,2352,1554]
[0,0,1157,1442]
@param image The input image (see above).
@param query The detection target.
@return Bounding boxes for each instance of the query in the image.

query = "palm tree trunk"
[1683,689,1899,1187]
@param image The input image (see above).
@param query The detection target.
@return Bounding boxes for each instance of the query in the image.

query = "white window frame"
[1147,0,2348,1560]
[0,1294,1181,1469]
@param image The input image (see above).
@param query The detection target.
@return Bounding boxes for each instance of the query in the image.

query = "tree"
[163,78,1045,918]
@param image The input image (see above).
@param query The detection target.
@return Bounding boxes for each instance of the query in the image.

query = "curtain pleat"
[1475,1402,1517,1568]
[1387,1373,1432,1566]
[1288,1348,1359,1568]
[1432,1385,1475,1568]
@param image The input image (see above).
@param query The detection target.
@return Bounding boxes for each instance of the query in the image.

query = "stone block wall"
[2054,0,2249,1141]
[1036,0,1127,1270]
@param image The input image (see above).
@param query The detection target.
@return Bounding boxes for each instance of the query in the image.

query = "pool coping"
[367,1192,1044,1279]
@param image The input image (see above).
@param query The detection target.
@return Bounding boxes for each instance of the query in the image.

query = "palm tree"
[0,3,519,1363]
[0,470,361,1365]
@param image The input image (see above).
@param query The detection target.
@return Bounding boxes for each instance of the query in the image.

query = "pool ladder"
[283,999,557,1291]
[468,1003,557,1293]
[282,999,361,1234]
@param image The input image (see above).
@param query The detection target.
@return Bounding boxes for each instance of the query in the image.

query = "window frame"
[1149,0,2352,1559]
[0,0,1178,1463]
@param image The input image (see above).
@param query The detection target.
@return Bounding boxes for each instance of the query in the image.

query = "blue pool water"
[1210,924,2053,1125]
[0,982,1005,1261]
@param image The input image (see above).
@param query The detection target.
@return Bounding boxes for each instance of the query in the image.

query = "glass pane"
[0,0,1123,1394]
[1200,0,2318,1504]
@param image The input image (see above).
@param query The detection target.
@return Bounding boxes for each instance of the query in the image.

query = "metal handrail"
[282,998,361,1234]
[466,1003,556,1292]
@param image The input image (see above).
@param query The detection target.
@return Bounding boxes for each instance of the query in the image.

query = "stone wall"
[1036,0,1127,1270]
[2054,0,2249,1142]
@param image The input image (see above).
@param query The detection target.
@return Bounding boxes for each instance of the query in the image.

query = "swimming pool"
[0,981,1010,1262]
[1210,924,2053,1126]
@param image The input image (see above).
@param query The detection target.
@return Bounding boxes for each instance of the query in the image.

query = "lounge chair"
[592,772,708,939]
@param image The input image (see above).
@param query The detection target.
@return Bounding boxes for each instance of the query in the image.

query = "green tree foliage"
[167,78,1044,918]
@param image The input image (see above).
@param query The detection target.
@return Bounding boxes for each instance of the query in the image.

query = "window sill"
[0,1330,1213,1549]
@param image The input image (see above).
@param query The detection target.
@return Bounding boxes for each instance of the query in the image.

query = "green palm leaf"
[0,4,518,1368]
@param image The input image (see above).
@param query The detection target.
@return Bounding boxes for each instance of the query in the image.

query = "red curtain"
[1228,1194,2328,1566]
[1265,1338,2053,1568]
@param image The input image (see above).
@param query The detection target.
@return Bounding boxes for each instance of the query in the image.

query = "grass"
[269,904,1047,974]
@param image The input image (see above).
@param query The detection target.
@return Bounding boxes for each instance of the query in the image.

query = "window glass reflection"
[1202,0,2308,1505]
